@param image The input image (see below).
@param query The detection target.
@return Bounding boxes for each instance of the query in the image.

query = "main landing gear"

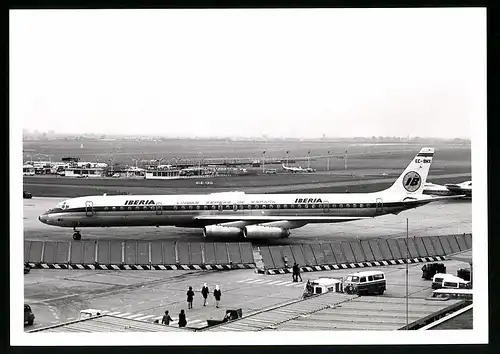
[73,228,81,240]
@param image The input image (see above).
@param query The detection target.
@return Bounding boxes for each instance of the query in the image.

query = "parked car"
[24,265,30,274]
[23,191,32,199]
[24,304,35,326]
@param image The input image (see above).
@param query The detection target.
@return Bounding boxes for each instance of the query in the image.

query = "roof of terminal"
[206,293,462,332]
[28,315,190,333]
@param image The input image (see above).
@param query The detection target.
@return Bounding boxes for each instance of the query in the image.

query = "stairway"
[252,246,266,274]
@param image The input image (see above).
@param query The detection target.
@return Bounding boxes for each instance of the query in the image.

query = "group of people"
[158,283,223,328]
[187,283,222,309]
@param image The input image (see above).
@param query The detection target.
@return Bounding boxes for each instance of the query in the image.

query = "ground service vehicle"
[344,271,386,295]
[206,309,243,327]
[428,288,473,301]
[24,304,35,326]
[421,263,446,280]
[442,275,471,289]
[23,191,32,199]
[79,309,102,319]
[457,268,471,281]
[432,273,471,290]
[302,278,343,299]
[432,273,447,289]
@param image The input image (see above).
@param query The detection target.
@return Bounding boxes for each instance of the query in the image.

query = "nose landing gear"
[73,228,81,240]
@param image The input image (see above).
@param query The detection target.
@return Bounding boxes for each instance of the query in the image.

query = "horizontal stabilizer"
[421,195,467,201]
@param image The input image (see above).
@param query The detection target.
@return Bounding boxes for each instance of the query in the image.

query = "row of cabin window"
[102,203,375,211]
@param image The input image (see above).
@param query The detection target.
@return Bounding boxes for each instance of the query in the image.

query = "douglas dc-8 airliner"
[39,148,461,240]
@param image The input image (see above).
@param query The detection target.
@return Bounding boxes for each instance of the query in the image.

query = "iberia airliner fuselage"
[38,148,459,240]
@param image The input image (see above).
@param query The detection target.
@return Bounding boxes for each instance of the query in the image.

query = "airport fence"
[24,241,255,270]
[256,233,472,275]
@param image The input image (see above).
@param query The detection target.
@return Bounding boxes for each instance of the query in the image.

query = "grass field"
[23,139,470,168]
[23,139,471,197]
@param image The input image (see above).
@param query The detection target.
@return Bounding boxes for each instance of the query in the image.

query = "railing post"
[40,242,46,263]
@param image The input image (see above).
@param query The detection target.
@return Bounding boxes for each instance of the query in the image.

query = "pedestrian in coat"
[178,309,187,328]
[213,285,222,308]
[187,286,195,309]
[201,283,209,306]
[292,263,299,282]
[296,263,303,282]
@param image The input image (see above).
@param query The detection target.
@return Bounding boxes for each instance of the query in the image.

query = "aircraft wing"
[195,215,370,223]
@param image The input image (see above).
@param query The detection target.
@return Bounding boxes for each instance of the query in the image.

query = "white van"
[442,275,471,290]
[432,273,470,290]
[302,278,343,299]
[344,270,386,295]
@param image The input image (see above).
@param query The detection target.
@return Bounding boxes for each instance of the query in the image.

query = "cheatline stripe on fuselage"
[46,200,429,215]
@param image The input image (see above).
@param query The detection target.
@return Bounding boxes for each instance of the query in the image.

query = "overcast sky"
[11,8,485,139]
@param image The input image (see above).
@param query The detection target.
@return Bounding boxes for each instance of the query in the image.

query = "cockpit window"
[45,208,63,214]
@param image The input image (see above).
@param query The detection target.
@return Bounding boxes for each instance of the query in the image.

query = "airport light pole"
[307,151,310,169]
[262,151,266,173]
[286,151,289,167]
[406,217,409,329]
[344,150,348,170]
[327,151,330,171]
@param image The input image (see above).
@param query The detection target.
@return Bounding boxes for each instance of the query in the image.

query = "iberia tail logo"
[402,171,421,192]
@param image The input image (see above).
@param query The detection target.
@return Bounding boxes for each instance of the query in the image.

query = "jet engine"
[203,225,243,238]
[243,225,290,239]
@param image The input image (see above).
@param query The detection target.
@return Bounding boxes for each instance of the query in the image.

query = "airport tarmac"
[22,197,472,244]
[24,259,469,332]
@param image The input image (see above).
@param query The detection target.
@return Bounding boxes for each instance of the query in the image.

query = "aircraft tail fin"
[385,147,435,195]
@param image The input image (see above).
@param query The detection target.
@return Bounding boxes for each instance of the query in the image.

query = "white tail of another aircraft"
[385,147,435,195]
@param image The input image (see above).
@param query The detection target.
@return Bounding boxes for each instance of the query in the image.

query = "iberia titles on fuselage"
[38,148,463,240]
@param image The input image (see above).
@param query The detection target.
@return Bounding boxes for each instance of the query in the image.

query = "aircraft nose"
[38,215,48,224]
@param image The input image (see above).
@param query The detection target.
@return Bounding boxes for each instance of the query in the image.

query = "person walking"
[292,263,299,282]
[213,285,221,308]
[187,286,195,309]
[296,263,303,282]
[178,309,187,328]
[201,283,209,306]
[161,310,173,325]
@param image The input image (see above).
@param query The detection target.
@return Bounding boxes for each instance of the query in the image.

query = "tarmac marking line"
[124,313,146,319]
[275,281,292,286]
[115,313,132,317]
[237,278,255,283]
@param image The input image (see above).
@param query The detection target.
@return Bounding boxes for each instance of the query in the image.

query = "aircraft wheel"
[73,232,81,241]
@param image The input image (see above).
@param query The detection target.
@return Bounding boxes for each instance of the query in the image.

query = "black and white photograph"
[10,8,487,345]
